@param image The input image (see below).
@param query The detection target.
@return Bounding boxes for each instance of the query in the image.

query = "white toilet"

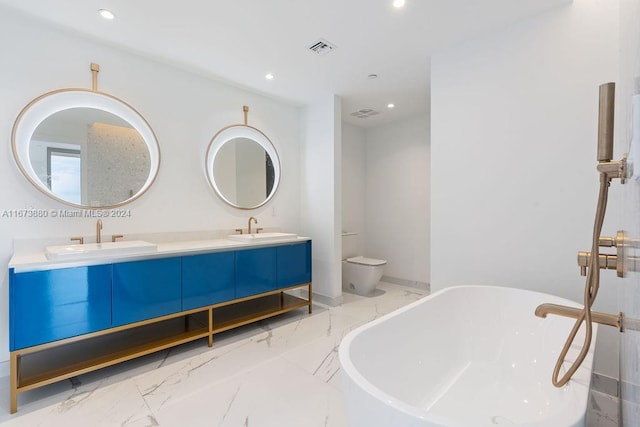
[341,232,387,296]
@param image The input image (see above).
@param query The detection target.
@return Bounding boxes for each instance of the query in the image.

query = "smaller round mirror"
[205,125,280,209]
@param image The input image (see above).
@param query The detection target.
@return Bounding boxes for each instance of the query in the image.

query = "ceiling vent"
[350,108,380,119]
[308,38,337,55]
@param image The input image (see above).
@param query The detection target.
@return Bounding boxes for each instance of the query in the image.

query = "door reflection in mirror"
[46,147,81,204]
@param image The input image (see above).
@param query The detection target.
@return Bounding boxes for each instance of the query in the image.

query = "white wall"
[341,122,366,257]
[342,117,430,285]
[431,0,620,378]
[365,117,430,284]
[300,95,342,303]
[0,8,303,368]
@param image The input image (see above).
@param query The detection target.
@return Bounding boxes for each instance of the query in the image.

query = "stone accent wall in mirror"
[12,82,160,209]
[205,108,280,210]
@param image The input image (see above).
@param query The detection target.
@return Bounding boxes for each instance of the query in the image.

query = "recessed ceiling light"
[265,73,274,80]
[368,74,378,79]
[387,103,395,109]
[393,0,405,8]
[98,9,115,20]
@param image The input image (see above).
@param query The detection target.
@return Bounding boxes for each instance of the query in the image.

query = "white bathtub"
[339,286,597,427]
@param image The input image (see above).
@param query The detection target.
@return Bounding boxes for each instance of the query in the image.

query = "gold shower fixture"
[535,82,633,388]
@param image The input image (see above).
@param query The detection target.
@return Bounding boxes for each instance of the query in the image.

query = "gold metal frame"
[10,63,161,210]
[10,281,312,413]
[204,106,282,210]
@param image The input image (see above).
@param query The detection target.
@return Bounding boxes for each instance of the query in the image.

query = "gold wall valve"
[577,251,619,276]
[578,230,640,277]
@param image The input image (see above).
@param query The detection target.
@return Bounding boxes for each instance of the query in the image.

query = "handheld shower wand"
[597,82,615,162]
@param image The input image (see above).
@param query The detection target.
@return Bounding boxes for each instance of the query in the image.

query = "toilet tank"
[342,232,359,259]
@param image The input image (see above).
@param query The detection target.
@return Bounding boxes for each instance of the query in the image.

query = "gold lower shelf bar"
[535,303,622,332]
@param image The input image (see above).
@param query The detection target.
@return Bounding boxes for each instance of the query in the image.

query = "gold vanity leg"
[208,308,213,347]
[308,282,313,314]
[10,352,18,414]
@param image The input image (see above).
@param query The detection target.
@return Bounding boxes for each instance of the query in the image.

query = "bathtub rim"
[338,285,597,426]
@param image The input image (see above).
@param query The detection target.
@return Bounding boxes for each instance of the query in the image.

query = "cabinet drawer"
[112,257,181,326]
[277,241,312,287]
[235,247,276,298]
[10,265,112,350]
[182,252,235,310]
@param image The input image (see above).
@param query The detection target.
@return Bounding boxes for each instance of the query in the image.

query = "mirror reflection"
[206,125,280,210]
[12,89,160,209]
[29,108,150,206]
[212,137,275,207]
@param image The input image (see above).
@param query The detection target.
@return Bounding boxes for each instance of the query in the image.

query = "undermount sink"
[45,240,157,260]
[227,232,298,243]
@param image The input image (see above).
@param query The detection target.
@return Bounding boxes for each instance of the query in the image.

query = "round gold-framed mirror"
[205,119,280,210]
[12,88,160,209]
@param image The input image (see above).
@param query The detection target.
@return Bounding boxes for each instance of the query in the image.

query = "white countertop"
[9,236,310,273]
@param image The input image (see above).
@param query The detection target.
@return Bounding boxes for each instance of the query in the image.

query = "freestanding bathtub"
[339,286,597,427]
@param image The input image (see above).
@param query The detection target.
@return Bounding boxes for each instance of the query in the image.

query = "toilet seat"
[346,256,387,266]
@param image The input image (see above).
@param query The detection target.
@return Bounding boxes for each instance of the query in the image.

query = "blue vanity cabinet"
[9,264,112,350]
[8,240,314,413]
[112,257,182,326]
[235,247,277,298]
[276,241,312,287]
[182,252,235,310]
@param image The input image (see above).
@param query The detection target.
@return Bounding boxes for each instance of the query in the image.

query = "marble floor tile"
[134,332,283,413]
[152,357,349,427]
[280,333,344,390]
[0,379,151,427]
[587,390,619,427]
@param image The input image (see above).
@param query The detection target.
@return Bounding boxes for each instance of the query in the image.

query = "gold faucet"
[248,216,257,234]
[96,219,103,243]
[535,303,622,331]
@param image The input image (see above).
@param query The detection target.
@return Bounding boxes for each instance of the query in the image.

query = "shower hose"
[551,171,610,387]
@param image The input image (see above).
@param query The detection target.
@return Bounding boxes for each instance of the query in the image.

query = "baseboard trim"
[381,275,430,291]
[286,288,343,308]
[312,292,343,307]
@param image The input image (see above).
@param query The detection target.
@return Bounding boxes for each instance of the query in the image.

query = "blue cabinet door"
[10,264,111,350]
[276,241,312,288]
[236,247,276,298]
[112,257,181,326]
[182,252,235,310]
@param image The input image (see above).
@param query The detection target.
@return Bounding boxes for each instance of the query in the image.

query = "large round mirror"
[205,125,280,209]
[12,89,160,208]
